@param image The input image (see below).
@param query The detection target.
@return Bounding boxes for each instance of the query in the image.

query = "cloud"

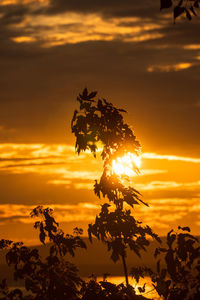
[0,144,199,192]
[147,62,194,72]
[1,196,200,238]
[0,0,167,48]
[143,152,200,163]
[7,12,164,47]
[0,202,99,225]
[184,44,200,50]
[45,0,159,18]
[135,180,200,191]
[11,36,36,43]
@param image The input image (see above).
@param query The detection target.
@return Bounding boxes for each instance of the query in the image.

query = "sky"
[0,0,200,245]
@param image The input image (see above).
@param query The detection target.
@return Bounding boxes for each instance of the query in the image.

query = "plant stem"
[122,254,129,287]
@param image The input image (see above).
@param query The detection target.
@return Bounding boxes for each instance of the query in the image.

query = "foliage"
[80,276,149,300]
[0,206,85,300]
[131,227,200,300]
[0,206,150,300]
[2,89,200,300]
[160,0,200,22]
[72,88,161,287]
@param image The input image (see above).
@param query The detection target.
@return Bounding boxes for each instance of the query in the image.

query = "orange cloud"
[147,62,193,72]
[142,152,200,163]
[8,10,164,47]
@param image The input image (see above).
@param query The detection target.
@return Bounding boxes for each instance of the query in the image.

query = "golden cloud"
[8,11,164,47]
[147,62,193,72]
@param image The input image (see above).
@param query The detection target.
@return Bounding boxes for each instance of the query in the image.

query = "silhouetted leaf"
[174,5,185,20]
[88,91,97,99]
[138,283,146,293]
[190,5,197,15]
[178,0,183,6]
[157,260,161,274]
[185,8,192,20]
[178,226,191,232]
[194,0,199,8]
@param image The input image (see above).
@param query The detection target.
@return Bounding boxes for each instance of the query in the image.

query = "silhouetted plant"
[2,89,200,300]
[80,273,149,300]
[131,226,200,299]
[160,0,200,22]
[0,207,152,300]
[71,88,161,288]
[0,206,86,300]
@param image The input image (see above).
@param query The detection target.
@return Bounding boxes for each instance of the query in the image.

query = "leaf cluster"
[88,204,161,263]
[94,172,147,209]
[131,227,200,300]
[31,206,86,257]
[160,0,200,21]
[71,88,140,162]
[0,207,151,300]
[80,277,148,300]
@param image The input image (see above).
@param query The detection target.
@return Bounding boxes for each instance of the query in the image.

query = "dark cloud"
[44,0,158,18]
[0,4,30,26]
[0,173,94,205]
[0,0,200,152]
[0,215,28,222]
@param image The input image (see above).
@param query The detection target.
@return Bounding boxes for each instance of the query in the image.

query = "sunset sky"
[0,0,200,245]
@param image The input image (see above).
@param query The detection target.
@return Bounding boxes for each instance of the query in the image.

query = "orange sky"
[0,143,199,245]
[0,0,200,245]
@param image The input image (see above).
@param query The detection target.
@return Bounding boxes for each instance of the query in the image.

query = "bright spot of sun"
[112,152,141,177]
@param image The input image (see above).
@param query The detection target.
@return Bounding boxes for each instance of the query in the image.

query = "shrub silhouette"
[131,226,200,300]
[0,206,85,300]
[0,206,150,300]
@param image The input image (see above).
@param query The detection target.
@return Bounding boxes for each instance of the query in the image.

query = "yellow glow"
[112,152,141,177]
[0,0,48,4]
[11,36,36,43]
[184,44,200,50]
[147,62,193,72]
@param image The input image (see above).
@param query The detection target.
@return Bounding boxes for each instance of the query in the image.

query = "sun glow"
[112,152,141,177]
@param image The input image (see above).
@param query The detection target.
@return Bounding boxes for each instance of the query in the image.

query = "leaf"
[88,91,97,99]
[154,248,160,258]
[167,230,176,247]
[88,225,93,243]
[185,8,192,20]
[138,283,146,293]
[174,6,185,20]
[157,260,161,274]
[160,0,172,10]
[189,6,197,16]
[178,226,191,232]
[110,250,119,263]
[194,0,199,8]
[160,268,167,280]
[82,88,88,98]
[165,249,176,278]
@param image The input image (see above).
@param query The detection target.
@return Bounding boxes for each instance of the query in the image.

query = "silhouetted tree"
[0,206,86,300]
[71,88,161,289]
[0,206,152,300]
[2,89,200,300]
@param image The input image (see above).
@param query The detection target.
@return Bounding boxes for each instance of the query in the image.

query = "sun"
[112,152,141,177]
